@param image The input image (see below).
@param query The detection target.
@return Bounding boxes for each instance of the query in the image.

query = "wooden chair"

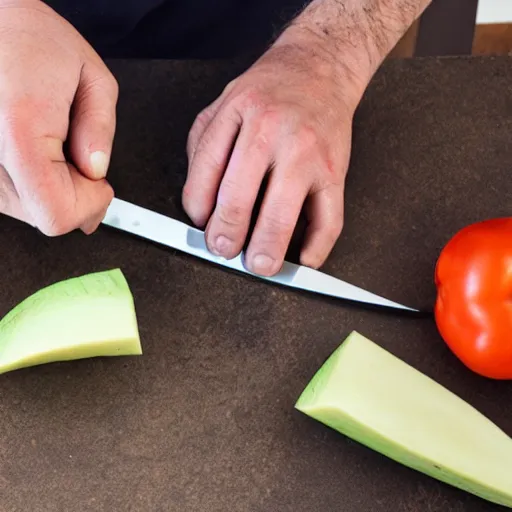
[392,0,480,57]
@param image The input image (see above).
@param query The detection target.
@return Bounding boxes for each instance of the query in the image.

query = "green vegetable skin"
[0,268,141,375]
[295,331,512,508]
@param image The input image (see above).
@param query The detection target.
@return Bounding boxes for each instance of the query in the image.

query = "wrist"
[272,23,371,110]
[276,0,430,102]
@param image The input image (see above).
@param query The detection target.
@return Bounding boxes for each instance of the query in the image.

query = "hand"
[183,27,363,277]
[0,0,118,235]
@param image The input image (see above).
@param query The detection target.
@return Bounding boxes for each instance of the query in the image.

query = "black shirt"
[45,0,309,59]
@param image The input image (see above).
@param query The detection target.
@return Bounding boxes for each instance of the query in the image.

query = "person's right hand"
[0,0,118,235]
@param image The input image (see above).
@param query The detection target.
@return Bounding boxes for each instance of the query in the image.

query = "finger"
[186,95,225,162]
[0,164,31,225]
[68,165,114,234]
[68,62,119,181]
[244,171,309,276]
[300,183,344,269]
[182,106,242,227]
[5,134,113,236]
[204,120,272,259]
[186,80,237,161]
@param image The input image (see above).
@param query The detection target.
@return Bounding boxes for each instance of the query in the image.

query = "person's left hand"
[182,26,366,277]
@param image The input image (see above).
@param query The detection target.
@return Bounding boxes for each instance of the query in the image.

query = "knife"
[101,197,418,312]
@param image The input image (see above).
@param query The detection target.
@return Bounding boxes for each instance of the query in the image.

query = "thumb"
[68,61,119,180]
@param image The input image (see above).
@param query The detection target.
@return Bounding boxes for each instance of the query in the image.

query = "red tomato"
[434,217,512,379]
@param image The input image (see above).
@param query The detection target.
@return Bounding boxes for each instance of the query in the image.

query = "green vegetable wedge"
[0,268,141,375]
[295,331,512,508]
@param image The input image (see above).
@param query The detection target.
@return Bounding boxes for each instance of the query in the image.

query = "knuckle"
[201,148,221,170]
[93,64,120,101]
[296,126,319,151]
[222,79,237,95]
[73,99,113,124]
[187,109,211,153]
[36,215,73,237]
[186,131,199,158]
[196,143,224,172]
[256,109,281,142]
[194,108,213,130]
[260,108,281,128]
[253,131,271,154]
[216,201,249,227]
[103,182,115,203]
[262,208,294,239]
[237,86,266,113]
[33,198,76,236]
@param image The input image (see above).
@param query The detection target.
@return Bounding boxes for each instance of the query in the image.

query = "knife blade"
[101,197,418,312]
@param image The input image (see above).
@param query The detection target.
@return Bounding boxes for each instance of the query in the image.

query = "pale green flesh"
[295,331,512,508]
[0,268,142,375]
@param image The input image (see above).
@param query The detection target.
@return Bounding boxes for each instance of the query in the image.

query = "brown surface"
[1,55,512,511]
[473,23,512,56]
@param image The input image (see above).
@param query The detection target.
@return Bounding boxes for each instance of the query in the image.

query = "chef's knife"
[101,197,418,312]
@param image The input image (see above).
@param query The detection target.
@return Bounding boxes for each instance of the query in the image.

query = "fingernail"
[90,151,109,179]
[214,235,234,256]
[251,254,276,275]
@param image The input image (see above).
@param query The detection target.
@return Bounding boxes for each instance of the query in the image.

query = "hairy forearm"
[276,0,431,95]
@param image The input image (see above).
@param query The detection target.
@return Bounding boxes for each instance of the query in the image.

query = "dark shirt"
[45,0,308,59]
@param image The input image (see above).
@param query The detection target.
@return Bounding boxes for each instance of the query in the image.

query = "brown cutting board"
[0,55,511,511]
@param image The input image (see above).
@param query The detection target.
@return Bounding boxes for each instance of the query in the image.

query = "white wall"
[476,0,512,24]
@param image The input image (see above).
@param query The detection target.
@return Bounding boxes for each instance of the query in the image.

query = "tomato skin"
[434,217,512,379]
